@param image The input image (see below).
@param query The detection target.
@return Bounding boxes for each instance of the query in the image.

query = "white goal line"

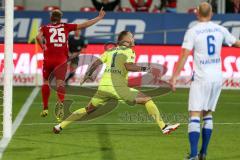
[20,122,240,126]
[32,101,240,105]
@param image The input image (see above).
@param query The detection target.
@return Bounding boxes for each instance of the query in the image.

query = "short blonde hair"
[198,2,212,18]
[50,9,63,23]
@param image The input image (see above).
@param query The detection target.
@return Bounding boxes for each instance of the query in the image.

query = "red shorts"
[42,59,67,81]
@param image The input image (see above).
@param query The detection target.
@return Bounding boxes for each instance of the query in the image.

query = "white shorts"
[188,81,222,112]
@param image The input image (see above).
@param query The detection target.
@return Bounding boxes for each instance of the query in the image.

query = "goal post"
[3,0,14,139]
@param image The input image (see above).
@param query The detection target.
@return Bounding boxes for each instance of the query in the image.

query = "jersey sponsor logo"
[195,28,221,35]
[189,20,240,39]
[104,68,122,74]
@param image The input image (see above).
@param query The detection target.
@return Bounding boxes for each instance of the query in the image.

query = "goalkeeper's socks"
[60,108,87,128]
[145,100,166,129]
[188,116,200,158]
[41,84,50,110]
[57,85,65,103]
[200,115,213,155]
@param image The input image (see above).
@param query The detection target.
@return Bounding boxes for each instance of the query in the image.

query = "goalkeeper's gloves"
[140,66,151,72]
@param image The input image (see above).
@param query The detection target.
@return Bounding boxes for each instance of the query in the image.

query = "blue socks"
[200,115,213,155]
[188,117,201,158]
[188,116,213,158]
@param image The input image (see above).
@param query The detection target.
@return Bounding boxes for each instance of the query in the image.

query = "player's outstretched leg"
[40,81,50,117]
[135,92,180,135]
[187,111,201,159]
[199,111,213,160]
[53,107,87,134]
[53,104,96,134]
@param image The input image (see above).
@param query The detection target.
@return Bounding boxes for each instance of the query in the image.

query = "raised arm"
[223,27,240,48]
[170,48,191,90]
[36,30,45,50]
[125,62,150,72]
[76,7,105,30]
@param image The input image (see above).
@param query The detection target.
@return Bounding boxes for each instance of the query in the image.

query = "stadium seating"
[118,7,133,13]
[188,7,197,14]
[14,5,25,11]
[43,6,60,11]
[152,7,161,13]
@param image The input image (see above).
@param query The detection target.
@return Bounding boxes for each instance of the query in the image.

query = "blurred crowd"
[208,0,240,13]
[11,0,240,14]
[13,0,177,13]
[226,0,240,13]
[91,0,177,13]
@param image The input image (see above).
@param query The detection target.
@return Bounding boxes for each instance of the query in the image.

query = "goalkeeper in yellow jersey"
[53,31,180,134]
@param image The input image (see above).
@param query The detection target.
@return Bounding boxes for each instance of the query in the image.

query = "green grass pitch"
[2,87,240,160]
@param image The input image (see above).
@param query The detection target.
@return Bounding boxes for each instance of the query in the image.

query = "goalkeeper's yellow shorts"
[90,85,139,107]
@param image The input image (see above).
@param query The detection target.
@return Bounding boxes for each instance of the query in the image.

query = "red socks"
[41,84,50,110]
[41,84,65,109]
[57,85,65,103]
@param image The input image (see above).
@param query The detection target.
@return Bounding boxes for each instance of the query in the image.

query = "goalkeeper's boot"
[40,109,48,117]
[53,124,62,134]
[55,101,64,122]
[162,123,180,135]
[198,154,206,160]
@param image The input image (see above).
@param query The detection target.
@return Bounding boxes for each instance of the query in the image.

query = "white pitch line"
[20,122,240,126]
[31,101,240,105]
[12,87,40,134]
[0,87,40,159]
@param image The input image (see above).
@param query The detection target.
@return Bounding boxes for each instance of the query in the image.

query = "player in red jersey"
[36,8,105,120]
